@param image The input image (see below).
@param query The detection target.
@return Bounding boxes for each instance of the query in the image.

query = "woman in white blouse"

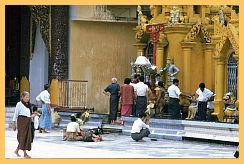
[13,91,34,158]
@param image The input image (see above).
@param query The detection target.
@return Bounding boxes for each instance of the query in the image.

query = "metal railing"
[58,80,88,108]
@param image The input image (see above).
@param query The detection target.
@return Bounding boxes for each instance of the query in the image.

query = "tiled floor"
[5,129,237,159]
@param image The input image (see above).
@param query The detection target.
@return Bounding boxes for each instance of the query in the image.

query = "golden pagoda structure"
[134,5,239,121]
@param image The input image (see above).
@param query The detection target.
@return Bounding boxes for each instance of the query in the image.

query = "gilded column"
[156,34,168,72]
[181,42,196,94]
[133,43,147,56]
[203,43,215,91]
[156,42,163,70]
[213,56,226,122]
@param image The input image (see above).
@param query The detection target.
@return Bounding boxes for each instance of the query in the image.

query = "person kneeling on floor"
[131,112,150,141]
[65,114,83,141]
[80,129,102,142]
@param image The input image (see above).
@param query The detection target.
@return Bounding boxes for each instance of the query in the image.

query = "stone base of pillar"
[235,100,239,108]
[212,100,224,122]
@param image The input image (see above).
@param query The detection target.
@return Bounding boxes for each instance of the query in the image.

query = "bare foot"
[24,154,31,159]
[14,150,20,157]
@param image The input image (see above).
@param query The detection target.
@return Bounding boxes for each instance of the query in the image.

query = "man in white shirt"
[131,112,150,141]
[196,83,213,120]
[167,79,183,119]
[134,76,149,116]
[36,84,52,133]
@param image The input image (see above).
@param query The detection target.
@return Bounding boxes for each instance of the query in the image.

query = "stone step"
[5,107,16,113]
[123,125,184,137]
[5,112,14,118]
[5,123,14,129]
[102,124,123,130]
[121,116,239,142]
[122,129,182,141]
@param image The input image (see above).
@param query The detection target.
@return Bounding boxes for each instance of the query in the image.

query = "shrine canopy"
[134,55,157,75]
[134,55,151,66]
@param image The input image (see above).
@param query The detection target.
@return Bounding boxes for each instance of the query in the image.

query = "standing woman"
[120,78,134,124]
[13,91,33,158]
[36,84,52,133]
[155,81,166,116]
[103,78,120,124]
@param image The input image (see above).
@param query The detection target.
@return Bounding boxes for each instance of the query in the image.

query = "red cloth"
[121,104,132,116]
[120,84,134,105]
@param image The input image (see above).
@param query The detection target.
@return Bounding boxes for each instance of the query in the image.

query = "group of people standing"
[129,78,214,142]
[12,84,52,158]
[104,76,214,123]
[168,79,214,120]
[103,76,166,124]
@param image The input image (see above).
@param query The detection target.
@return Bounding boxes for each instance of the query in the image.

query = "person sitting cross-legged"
[65,115,83,141]
[131,112,150,141]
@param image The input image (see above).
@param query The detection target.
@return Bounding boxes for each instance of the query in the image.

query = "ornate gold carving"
[201,24,212,43]
[227,23,239,55]
[183,19,212,43]
[229,9,239,24]
[214,23,228,57]
[158,32,166,43]
[213,13,239,57]
[135,25,144,43]
[137,5,149,31]
[30,6,51,56]
[183,21,201,42]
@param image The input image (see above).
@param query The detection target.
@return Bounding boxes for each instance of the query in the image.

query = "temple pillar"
[213,56,226,122]
[164,24,192,90]
[50,79,59,106]
[133,43,147,56]
[156,39,168,73]
[20,6,31,79]
[156,43,163,71]
[181,42,196,94]
[203,43,215,91]
[50,6,69,81]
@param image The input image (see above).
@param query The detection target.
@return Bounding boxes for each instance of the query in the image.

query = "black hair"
[124,78,131,84]
[32,106,38,112]
[145,82,151,89]
[76,112,81,118]
[199,83,205,89]
[173,79,179,84]
[139,76,144,82]
[70,116,76,122]
[158,81,164,87]
[44,84,50,90]
[138,112,147,118]
[134,74,140,79]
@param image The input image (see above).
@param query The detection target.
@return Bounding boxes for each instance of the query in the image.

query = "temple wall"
[69,21,136,113]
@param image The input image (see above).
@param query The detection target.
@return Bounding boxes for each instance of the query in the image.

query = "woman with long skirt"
[13,91,34,158]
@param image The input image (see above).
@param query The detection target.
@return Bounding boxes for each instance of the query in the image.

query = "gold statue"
[137,5,149,31]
